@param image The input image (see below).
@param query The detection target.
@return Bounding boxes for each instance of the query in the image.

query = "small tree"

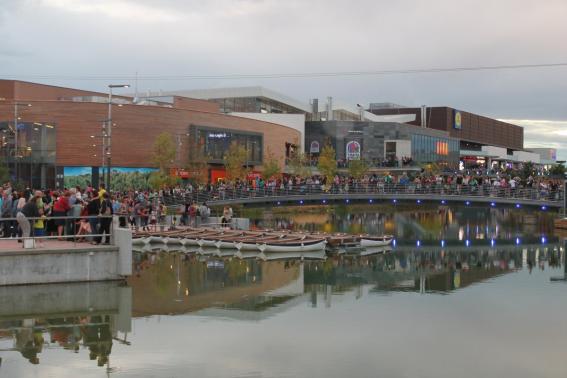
[186,137,209,185]
[317,144,337,184]
[262,148,281,181]
[520,161,536,180]
[152,132,177,173]
[548,163,566,177]
[348,159,369,179]
[0,157,10,184]
[225,142,249,182]
[288,151,311,178]
[148,171,179,190]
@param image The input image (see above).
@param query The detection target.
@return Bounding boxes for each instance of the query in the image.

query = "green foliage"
[288,151,311,178]
[520,161,536,180]
[0,157,9,184]
[152,132,177,172]
[148,171,179,190]
[317,144,337,183]
[548,163,566,177]
[186,137,209,185]
[225,142,249,182]
[262,148,281,180]
[348,159,369,179]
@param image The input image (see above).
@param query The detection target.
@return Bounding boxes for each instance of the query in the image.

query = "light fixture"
[90,135,95,138]
[45,124,54,129]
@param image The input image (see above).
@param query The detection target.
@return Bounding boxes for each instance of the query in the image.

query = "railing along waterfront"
[161,184,564,208]
[0,215,114,248]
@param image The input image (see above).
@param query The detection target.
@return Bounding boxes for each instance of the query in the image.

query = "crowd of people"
[2,166,563,245]
[162,169,565,204]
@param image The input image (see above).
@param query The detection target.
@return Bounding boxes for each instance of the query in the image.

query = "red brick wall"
[0,101,300,170]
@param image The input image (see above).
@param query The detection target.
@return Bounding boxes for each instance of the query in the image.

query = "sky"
[1,0,566,159]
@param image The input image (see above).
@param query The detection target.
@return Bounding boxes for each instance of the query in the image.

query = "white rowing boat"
[360,235,393,248]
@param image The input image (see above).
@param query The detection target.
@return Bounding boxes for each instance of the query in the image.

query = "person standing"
[87,191,101,244]
[99,193,113,245]
[52,191,71,241]
[17,197,40,247]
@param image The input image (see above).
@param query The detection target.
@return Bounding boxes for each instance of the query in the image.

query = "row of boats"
[132,242,392,260]
[132,227,394,253]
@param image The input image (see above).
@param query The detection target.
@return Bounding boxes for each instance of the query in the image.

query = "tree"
[548,163,566,177]
[262,148,281,180]
[520,161,536,180]
[287,151,311,178]
[186,137,209,185]
[152,132,177,173]
[348,159,369,179]
[0,157,11,184]
[317,144,337,183]
[148,171,179,190]
[225,142,249,182]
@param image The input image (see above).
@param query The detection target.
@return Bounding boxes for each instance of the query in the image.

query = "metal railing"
[160,184,565,207]
[0,214,115,248]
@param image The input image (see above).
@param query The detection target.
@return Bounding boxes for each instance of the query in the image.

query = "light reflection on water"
[247,204,557,242]
[1,204,566,377]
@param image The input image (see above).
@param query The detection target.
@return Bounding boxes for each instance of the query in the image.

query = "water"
[1,205,566,378]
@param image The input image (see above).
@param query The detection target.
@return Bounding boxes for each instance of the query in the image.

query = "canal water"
[1,205,566,378]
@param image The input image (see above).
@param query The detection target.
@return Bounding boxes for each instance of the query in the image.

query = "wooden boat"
[359,235,394,247]
[259,237,327,253]
[554,218,567,230]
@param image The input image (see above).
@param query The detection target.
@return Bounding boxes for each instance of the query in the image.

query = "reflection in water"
[249,204,557,241]
[1,241,565,377]
[0,281,131,370]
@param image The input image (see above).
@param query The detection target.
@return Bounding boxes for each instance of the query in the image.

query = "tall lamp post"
[13,102,32,184]
[106,84,130,190]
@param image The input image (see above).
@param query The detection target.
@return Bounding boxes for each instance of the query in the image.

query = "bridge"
[163,185,564,209]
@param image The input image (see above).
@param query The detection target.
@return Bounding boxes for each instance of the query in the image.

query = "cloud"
[40,0,181,22]
[500,119,567,160]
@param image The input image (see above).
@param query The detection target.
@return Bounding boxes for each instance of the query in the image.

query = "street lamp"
[105,84,130,190]
[13,102,32,184]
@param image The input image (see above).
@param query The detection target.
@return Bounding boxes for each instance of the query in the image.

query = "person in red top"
[52,190,71,240]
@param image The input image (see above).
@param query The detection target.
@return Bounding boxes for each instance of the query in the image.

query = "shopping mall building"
[0,80,301,189]
[0,80,557,188]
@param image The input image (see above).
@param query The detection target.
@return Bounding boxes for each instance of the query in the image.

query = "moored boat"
[359,235,394,247]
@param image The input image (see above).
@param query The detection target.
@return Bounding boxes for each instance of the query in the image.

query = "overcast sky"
[1,0,566,158]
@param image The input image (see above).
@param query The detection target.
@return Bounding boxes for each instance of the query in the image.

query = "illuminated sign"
[310,140,320,154]
[208,132,228,138]
[436,141,449,156]
[346,140,361,160]
[454,110,462,129]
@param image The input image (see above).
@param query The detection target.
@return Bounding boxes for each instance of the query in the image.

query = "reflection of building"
[129,253,302,317]
[0,80,301,188]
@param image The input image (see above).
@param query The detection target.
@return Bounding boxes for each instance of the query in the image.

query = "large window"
[195,127,263,164]
[0,121,57,188]
[411,134,459,166]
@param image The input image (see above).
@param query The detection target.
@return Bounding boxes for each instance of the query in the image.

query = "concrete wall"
[0,281,127,319]
[0,247,122,286]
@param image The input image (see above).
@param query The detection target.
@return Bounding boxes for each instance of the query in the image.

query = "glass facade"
[0,121,57,188]
[411,134,459,165]
[196,128,263,164]
[211,97,305,114]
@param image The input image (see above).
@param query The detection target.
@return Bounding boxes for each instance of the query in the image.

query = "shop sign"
[346,140,361,160]
[454,110,462,129]
[310,140,320,154]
